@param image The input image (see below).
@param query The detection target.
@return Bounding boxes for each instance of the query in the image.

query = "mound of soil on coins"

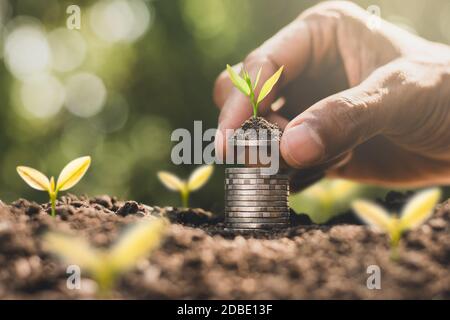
[0,192,449,299]
[231,117,282,142]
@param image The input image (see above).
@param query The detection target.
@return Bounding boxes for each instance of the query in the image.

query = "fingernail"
[283,124,325,167]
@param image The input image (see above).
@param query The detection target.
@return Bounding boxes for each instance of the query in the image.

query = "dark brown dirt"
[232,117,282,141]
[0,193,449,299]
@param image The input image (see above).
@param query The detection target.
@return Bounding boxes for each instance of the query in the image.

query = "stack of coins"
[224,168,290,231]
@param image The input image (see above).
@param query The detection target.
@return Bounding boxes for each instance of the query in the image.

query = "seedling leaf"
[400,188,441,230]
[17,156,91,217]
[109,218,167,271]
[257,65,284,104]
[352,188,441,258]
[351,200,392,232]
[157,171,185,191]
[242,68,252,88]
[44,218,167,296]
[187,164,214,191]
[16,166,50,191]
[253,66,262,89]
[56,156,91,191]
[43,233,101,271]
[226,64,250,96]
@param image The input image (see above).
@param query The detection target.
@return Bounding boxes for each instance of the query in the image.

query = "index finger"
[214,2,370,159]
[214,17,313,160]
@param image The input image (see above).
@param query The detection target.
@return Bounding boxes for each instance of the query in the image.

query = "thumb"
[280,70,396,168]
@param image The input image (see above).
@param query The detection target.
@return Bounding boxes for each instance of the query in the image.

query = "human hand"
[214,1,450,190]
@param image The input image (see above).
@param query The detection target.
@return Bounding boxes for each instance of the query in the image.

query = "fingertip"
[215,92,251,162]
[214,123,236,162]
[213,63,243,108]
[213,69,231,108]
[214,124,225,162]
[281,123,325,168]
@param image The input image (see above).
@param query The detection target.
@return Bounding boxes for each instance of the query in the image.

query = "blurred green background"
[0,0,449,222]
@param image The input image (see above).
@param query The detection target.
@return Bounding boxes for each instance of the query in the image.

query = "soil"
[0,192,449,299]
[232,117,282,142]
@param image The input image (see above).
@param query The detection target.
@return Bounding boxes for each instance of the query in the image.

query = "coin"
[226,168,285,174]
[226,211,289,217]
[225,217,289,223]
[226,195,288,201]
[225,206,288,212]
[225,178,288,185]
[226,201,288,207]
[224,228,285,232]
[226,189,289,196]
[225,166,291,230]
[226,212,289,218]
[226,173,289,180]
[225,222,288,229]
[225,184,289,190]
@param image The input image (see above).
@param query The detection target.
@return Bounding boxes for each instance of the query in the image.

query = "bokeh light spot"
[89,93,129,133]
[4,20,51,79]
[48,28,87,72]
[182,0,226,39]
[20,74,65,119]
[89,0,151,43]
[65,72,107,118]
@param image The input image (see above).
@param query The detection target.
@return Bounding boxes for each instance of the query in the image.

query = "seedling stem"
[181,187,189,208]
[249,86,258,119]
[352,189,441,261]
[50,191,57,218]
[17,156,91,217]
[157,165,214,208]
[44,219,167,297]
[226,64,284,118]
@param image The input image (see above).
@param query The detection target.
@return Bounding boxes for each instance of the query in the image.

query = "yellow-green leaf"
[187,164,214,191]
[253,66,262,89]
[351,200,392,232]
[400,188,441,230]
[17,166,50,191]
[257,65,284,104]
[43,232,101,272]
[226,64,250,96]
[56,156,91,191]
[108,219,167,272]
[157,171,185,191]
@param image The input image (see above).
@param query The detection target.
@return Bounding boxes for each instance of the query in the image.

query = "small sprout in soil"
[352,188,441,258]
[44,218,167,296]
[226,64,284,118]
[17,156,91,217]
[157,164,214,208]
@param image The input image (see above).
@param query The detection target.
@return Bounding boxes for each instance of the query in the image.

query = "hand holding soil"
[214,1,450,189]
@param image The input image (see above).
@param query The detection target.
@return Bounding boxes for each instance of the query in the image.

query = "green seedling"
[290,179,366,224]
[226,64,284,118]
[44,218,167,296]
[352,188,441,259]
[157,164,214,208]
[17,156,91,217]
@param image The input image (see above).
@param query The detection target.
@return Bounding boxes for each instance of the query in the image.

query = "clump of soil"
[231,117,282,142]
[0,193,449,299]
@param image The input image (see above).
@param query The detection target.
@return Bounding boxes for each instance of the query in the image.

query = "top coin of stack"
[224,167,290,231]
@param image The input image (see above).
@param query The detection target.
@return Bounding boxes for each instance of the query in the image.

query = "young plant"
[157,164,214,208]
[17,156,91,217]
[44,218,167,296]
[226,64,284,118]
[351,188,441,258]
